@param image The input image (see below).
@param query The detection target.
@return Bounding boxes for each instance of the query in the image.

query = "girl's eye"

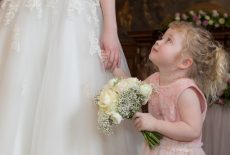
[166,37,173,43]
[158,34,163,40]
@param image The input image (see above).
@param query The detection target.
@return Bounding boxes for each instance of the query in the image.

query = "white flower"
[175,16,180,21]
[108,78,119,87]
[199,10,206,15]
[140,84,153,105]
[140,84,152,97]
[182,13,188,20]
[224,13,228,18]
[205,15,210,20]
[115,78,140,93]
[219,18,225,24]
[110,112,123,124]
[189,10,195,15]
[126,78,140,84]
[208,20,214,25]
[212,10,219,17]
[98,89,118,111]
[175,13,180,21]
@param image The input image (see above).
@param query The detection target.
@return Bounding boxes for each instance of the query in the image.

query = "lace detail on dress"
[0,0,20,25]
[89,31,101,56]
[67,0,85,19]
[25,0,46,18]
[46,0,58,8]
[0,0,102,56]
[87,0,101,56]
[67,0,101,56]
[11,27,21,53]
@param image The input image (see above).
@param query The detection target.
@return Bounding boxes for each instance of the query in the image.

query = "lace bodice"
[0,0,100,24]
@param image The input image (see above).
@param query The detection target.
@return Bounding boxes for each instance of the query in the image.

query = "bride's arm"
[100,0,121,71]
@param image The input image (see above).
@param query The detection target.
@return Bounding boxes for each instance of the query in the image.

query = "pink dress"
[142,72,207,155]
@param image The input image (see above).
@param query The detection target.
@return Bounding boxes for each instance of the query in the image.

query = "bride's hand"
[100,28,121,71]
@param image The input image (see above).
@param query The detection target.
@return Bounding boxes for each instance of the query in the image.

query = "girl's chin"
[149,57,158,66]
[149,55,157,63]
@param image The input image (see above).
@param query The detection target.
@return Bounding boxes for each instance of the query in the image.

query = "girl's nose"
[155,39,161,46]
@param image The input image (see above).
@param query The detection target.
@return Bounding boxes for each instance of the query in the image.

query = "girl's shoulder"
[144,72,159,84]
[175,78,207,114]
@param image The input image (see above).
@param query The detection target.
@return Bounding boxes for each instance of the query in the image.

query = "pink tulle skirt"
[141,138,206,155]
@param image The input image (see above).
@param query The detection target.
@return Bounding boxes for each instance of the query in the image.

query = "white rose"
[219,18,225,24]
[115,81,127,93]
[140,84,152,97]
[175,16,180,21]
[189,10,195,15]
[108,78,119,87]
[140,84,153,105]
[98,89,118,109]
[115,78,139,93]
[199,10,205,15]
[127,78,140,87]
[111,112,123,124]
[125,78,139,84]
[182,13,188,20]
[212,10,219,17]
[208,20,214,25]
[205,15,210,20]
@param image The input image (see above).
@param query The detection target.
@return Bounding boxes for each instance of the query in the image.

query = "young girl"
[103,21,228,155]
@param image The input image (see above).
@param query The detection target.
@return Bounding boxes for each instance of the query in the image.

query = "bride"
[0,0,142,155]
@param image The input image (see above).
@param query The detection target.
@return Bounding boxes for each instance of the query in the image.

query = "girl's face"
[149,28,185,69]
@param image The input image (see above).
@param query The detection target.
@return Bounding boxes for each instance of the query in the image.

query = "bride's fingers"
[117,51,121,68]
[107,50,114,69]
[101,50,109,62]
[111,49,119,71]
[101,50,108,57]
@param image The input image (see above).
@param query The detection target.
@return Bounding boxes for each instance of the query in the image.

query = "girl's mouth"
[151,47,158,53]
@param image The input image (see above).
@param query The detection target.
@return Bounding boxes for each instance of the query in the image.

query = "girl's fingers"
[133,112,142,119]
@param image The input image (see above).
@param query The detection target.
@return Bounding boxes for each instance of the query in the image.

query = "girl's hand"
[100,29,121,71]
[101,50,128,78]
[133,112,158,132]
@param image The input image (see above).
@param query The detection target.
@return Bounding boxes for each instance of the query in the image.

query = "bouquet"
[95,77,162,149]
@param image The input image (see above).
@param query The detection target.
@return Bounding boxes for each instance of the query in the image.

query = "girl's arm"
[134,88,203,142]
[100,0,121,70]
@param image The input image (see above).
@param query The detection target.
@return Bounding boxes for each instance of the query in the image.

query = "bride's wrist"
[103,23,117,32]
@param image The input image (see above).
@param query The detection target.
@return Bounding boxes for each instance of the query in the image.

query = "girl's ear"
[178,57,193,69]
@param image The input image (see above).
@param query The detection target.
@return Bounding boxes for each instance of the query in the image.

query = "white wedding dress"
[0,0,143,155]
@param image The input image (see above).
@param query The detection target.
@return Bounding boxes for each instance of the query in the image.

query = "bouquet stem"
[142,131,162,149]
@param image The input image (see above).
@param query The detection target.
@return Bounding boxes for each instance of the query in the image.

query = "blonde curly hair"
[169,21,229,102]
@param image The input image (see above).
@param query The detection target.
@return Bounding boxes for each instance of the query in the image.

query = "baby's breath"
[97,111,114,135]
[117,88,145,119]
